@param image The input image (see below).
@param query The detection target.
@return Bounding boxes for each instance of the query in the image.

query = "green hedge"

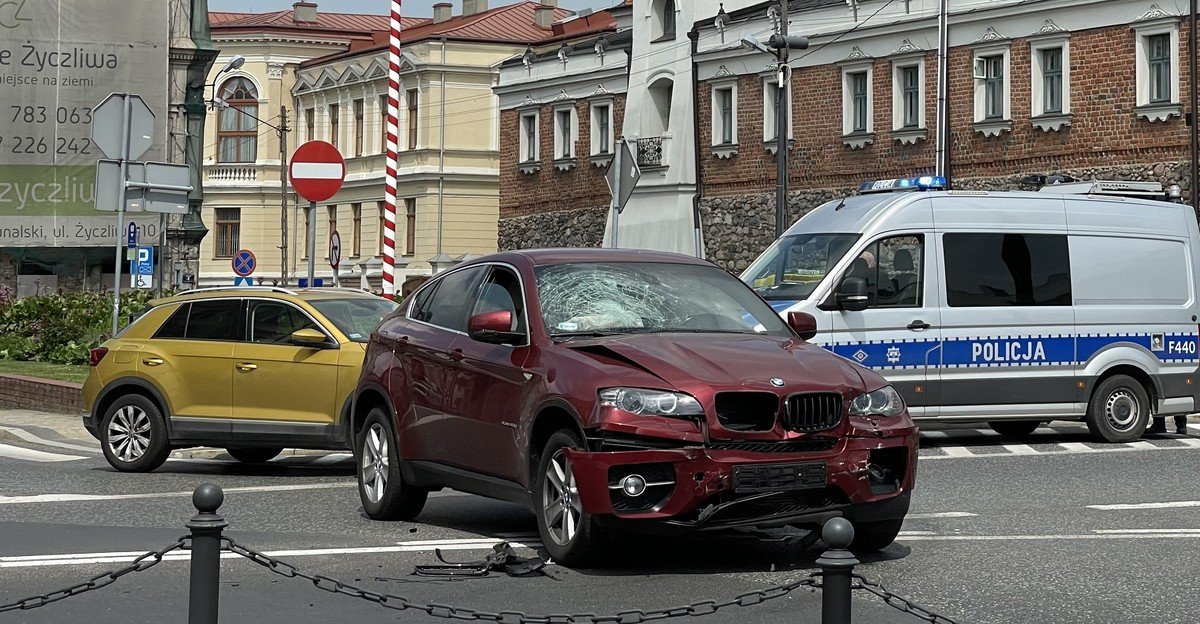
[0,287,159,365]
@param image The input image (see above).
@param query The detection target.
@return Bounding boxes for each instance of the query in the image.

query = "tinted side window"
[154,304,190,339]
[944,233,1071,307]
[186,300,244,341]
[408,281,439,322]
[250,301,321,344]
[423,267,486,331]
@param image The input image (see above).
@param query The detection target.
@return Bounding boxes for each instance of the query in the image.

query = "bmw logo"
[770,378,785,387]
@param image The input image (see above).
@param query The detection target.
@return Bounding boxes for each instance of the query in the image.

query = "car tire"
[99,394,170,473]
[355,407,427,520]
[987,420,1042,438]
[1086,375,1150,443]
[848,518,904,554]
[534,430,606,566]
[226,447,283,463]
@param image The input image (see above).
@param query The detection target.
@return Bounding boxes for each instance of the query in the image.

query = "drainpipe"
[437,38,446,265]
[1190,0,1198,210]
[689,28,704,259]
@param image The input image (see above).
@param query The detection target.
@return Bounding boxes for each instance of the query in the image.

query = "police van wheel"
[987,420,1042,438]
[1086,375,1150,443]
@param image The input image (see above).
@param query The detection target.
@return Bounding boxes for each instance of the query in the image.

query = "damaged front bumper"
[566,428,917,534]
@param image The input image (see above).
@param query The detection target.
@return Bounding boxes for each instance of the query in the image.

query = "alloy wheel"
[361,423,389,504]
[542,449,582,546]
[107,405,151,462]
[1105,389,1140,432]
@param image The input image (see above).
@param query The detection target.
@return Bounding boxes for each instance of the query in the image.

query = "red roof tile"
[392,2,570,45]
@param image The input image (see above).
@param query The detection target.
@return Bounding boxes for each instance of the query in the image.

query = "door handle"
[448,348,464,362]
[142,357,164,366]
[236,362,259,371]
[907,320,931,331]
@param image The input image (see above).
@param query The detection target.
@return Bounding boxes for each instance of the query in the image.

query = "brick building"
[498,0,1199,273]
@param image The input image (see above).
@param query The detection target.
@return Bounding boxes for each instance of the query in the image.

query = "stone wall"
[0,373,83,413]
[498,205,608,251]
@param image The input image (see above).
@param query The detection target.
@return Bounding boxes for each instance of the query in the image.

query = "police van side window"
[944,233,1071,307]
[841,235,924,308]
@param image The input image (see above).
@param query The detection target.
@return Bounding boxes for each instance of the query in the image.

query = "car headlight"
[848,386,906,417]
[599,388,704,417]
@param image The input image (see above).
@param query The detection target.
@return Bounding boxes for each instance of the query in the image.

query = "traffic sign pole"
[111,94,132,336]
[307,201,317,287]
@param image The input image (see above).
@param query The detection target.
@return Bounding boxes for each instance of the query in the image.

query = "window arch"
[218,77,259,163]
[652,0,676,42]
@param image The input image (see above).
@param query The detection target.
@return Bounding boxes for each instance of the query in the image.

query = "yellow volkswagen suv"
[82,287,398,472]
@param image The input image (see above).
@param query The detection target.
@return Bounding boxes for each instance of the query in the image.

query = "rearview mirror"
[787,311,818,340]
[291,328,333,348]
[836,277,869,312]
[468,311,524,346]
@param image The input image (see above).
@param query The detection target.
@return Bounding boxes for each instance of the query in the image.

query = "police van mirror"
[787,311,819,340]
[837,277,869,312]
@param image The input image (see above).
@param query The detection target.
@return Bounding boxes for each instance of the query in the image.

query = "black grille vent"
[783,393,842,432]
[707,439,837,453]
[715,392,779,431]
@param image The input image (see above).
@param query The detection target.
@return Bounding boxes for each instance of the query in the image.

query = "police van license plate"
[733,462,826,493]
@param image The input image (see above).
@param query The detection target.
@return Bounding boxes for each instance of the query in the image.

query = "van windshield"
[741,233,859,301]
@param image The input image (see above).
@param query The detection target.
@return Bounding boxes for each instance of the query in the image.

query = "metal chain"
[851,573,961,624]
[224,537,818,623]
[0,538,190,613]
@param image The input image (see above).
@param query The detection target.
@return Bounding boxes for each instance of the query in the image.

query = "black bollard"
[816,517,859,624]
[186,483,228,624]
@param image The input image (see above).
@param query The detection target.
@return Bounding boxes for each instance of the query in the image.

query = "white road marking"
[0,443,84,463]
[1002,444,1039,455]
[897,530,937,536]
[0,426,98,453]
[1124,441,1157,450]
[904,511,977,519]
[0,482,352,505]
[899,533,1200,541]
[937,446,975,458]
[922,442,1200,460]
[313,453,352,464]
[1086,500,1200,511]
[1,537,542,568]
[1092,529,1200,534]
[920,430,949,438]
[1176,437,1200,448]
[972,429,999,436]
[1058,442,1092,452]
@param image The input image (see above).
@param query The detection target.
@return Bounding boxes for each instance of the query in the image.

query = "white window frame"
[971,40,1012,136]
[1134,17,1180,121]
[891,60,925,131]
[761,75,792,153]
[518,109,540,174]
[839,61,874,149]
[552,105,578,171]
[710,79,738,158]
[1030,34,1071,131]
[589,99,615,157]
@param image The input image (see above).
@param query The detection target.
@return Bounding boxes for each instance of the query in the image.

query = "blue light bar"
[859,176,948,193]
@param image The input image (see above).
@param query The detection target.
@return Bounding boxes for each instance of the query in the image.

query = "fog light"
[867,463,890,483]
[620,474,647,497]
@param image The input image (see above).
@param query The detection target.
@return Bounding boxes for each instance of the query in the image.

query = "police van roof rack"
[1029,174,1183,203]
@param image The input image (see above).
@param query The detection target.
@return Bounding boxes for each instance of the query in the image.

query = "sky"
[208,0,615,17]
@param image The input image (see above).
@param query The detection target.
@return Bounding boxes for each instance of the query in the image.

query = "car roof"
[468,248,714,268]
[150,287,386,306]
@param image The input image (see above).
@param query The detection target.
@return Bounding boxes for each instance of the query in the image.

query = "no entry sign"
[289,141,345,202]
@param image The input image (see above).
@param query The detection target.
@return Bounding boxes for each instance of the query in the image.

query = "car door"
[230,299,341,436]
[825,233,941,417]
[394,266,487,463]
[449,265,534,481]
[139,299,241,438]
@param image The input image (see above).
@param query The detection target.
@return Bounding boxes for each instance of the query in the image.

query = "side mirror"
[787,311,818,340]
[468,310,524,346]
[836,277,870,312]
[291,328,334,348]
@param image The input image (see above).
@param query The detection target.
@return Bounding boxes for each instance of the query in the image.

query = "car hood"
[566,332,872,397]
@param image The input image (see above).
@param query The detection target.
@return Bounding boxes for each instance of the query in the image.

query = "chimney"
[433,2,452,23]
[535,4,555,28]
[540,0,558,6]
[463,0,488,16]
[292,1,317,23]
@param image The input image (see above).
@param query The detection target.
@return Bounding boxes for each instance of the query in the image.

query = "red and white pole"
[383,0,402,299]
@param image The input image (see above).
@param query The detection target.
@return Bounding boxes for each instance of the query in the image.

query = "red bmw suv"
[351,249,917,565]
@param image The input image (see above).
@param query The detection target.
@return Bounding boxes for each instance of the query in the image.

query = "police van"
[741,176,1200,442]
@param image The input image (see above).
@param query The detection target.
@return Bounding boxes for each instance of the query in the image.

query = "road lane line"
[0,426,98,453]
[0,443,84,462]
[972,429,999,436]
[919,431,949,439]
[1124,441,1158,450]
[899,533,1200,542]
[313,453,352,464]
[0,482,352,504]
[904,511,977,519]
[922,443,1200,460]
[1058,442,1093,452]
[1,537,543,568]
[1092,529,1200,534]
[937,446,975,457]
[1086,500,1200,511]
[1176,438,1200,448]
[1002,444,1039,455]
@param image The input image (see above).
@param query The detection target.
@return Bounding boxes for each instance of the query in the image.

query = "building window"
[590,101,613,155]
[351,203,362,257]
[714,86,734,145]
[850,72,868,131]
[1030,36,1071,130]
[406,88,419,149]
[305,107,315,142]
[404,198,416,256]
[648,78,673,136]
[839,64,873,144]
[761,78,792,148]
[1134,19,1179,118]
[329,103,339,149]
[379,95,388,153]
[901,66,919,127]
[327,205,338,258]
[972,44,1011,129]
[554,108,575,159]
[353,99,364,156]
[214,208,240,258]
[984,56,1005,118]
[1148,34,1171,103]
[217,78,258,163]
[519,111,539,163]
[377,201,386,256]
[653,0,676,42]
[1040,49,1062,113]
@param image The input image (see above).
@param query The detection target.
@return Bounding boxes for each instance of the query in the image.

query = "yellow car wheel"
[99,394,170,473]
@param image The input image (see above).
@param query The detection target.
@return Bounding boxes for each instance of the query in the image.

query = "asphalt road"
[1,409,1198,624]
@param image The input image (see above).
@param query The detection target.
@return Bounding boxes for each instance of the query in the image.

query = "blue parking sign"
[127,222,138,248]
